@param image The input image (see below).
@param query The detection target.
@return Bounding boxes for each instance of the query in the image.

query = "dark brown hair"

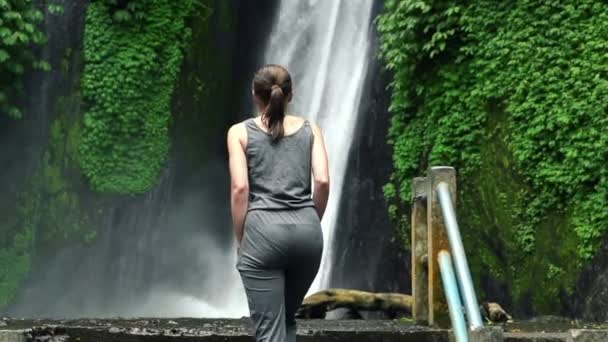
[252,64,292,142]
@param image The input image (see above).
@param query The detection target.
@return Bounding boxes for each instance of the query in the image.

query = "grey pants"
[236,206,323,342]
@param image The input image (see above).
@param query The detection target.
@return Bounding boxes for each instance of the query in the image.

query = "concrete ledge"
[2,319,451,342]
[0,330,26,342]
[0,318,606,341]
[567,329,608,342]
[504,332,567,342]
[470,326,504,342]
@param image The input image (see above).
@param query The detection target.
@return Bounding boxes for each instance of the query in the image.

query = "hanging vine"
[79,0,197,193]
[0,0,48,118]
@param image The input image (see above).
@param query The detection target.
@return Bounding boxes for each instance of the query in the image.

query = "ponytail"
[265,84,286,142]
[252,64,292,142]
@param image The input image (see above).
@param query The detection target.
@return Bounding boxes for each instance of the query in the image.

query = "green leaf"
[0,49,8,62]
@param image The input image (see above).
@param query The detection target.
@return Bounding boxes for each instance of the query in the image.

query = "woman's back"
[245,115,315,211]
[228,64,330,342]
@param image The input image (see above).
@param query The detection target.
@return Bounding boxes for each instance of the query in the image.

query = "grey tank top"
[244,117,316,211]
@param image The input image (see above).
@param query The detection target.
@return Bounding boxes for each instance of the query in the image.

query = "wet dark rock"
[572,234,608,321]
[326,308,363,319]
[482,301,513,323]
[25,326,69,342]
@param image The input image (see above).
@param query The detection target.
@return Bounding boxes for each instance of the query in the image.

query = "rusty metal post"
[411,177,429,325]
[427,166,456,327]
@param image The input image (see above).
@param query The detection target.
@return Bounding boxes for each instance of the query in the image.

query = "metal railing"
[411,166,484,342]
[438,250,469,342]
[437,182,483,330]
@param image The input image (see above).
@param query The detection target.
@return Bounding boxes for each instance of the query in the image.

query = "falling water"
[261,0,375,291]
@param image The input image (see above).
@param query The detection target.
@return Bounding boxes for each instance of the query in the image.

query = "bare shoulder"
[227,122,243,137]
[284,114,307,125]
[305,120,325,147]
[285,114,318,129]
[227,121,248,147]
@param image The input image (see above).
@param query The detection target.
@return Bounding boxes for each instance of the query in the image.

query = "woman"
[227,64,330,342]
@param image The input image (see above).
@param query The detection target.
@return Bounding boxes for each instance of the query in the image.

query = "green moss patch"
[79,0,198,193]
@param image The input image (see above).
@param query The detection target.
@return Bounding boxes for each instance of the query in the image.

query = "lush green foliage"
[0,0,50,305]
[377,0,608,313]
[0,203,35,307]
[1,0,223,308]
[0,0,49,118]
[80,0,197,193]
[0,91,97,307]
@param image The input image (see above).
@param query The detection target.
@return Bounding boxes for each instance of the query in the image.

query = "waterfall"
[261,0,375,291]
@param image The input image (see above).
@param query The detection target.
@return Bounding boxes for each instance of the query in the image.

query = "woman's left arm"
[227,123,249,246]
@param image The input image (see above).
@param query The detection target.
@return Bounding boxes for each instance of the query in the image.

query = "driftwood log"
[296,289,412,319]
[296,289,512,323]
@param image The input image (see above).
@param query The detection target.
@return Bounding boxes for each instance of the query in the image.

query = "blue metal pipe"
[437,182,484,330]
[438,250,469,342]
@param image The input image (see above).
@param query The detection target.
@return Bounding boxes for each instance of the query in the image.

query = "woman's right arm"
[227,123,249,246]
[311,122,330,220]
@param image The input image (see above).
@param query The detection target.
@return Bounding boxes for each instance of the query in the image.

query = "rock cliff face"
[573,235,608,321]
